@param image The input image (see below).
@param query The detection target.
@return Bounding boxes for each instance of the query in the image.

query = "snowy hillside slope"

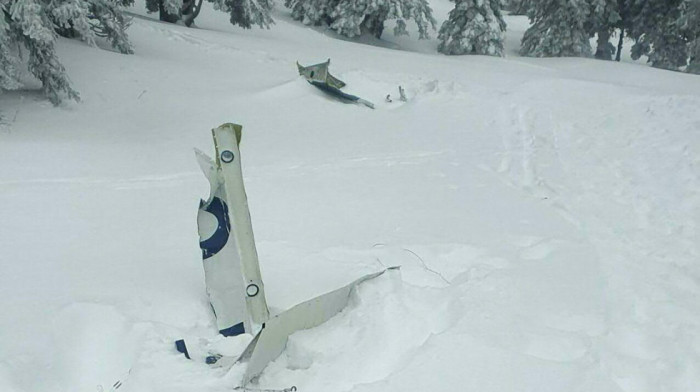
[1,2,700,392]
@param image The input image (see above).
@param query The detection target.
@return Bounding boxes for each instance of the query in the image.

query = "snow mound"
[258,271,457,392]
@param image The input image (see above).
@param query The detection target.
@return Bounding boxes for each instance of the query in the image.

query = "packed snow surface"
[1,3,700,392]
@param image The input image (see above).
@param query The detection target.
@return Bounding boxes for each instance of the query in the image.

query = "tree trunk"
[361,11,387,39]
[56,24,78,39]
[615,28,624,62]
[182,0,203,27]
[595,29,612,60]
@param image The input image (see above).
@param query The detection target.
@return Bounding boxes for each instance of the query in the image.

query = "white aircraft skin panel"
[213,124,270,325]
[196,145,252,335]
[240,269,394,384]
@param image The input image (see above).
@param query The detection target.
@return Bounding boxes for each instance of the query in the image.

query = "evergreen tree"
[145,0,272,29]
[329,0,436,39]
[285,0,435,39]
[520,0,592,57]
[284,0,337,27]
[85,0,134,53]
[1,0,132,104]
[3,0,80,104]
[505,0,530,15]
[438,0,506,56]
[679,0,700,73]
[51,0,133,53]
[1,3,21,93]
[211,0,274,29]
[628,0,688,70]
[145,0,181,23]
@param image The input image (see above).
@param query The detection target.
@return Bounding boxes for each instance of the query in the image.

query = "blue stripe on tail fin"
[219,322,245,337]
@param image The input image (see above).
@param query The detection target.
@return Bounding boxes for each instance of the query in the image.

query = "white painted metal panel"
[195,149,251,334]
[213,124,270,326]
[240,268,398,384]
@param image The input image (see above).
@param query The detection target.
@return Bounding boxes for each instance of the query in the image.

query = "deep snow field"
[1,2,700,392]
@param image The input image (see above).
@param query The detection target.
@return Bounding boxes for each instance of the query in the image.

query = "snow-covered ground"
[1,3,700,392]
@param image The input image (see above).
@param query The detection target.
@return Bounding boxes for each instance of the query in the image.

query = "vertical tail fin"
[212,124,270,326]
[193,124,269,338]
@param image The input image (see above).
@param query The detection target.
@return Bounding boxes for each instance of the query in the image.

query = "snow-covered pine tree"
[679,0,700,73]
[437,0,506,56]
[145,0,203,25]
[51,0,133,54]
[51,0,97,43]
[505,0,530,15]
[210,0,274,29]
[590,0,620,60]
[329,0,436,39]
[145,0,181,23]
[520,0,592,57]
[285,0,337,27]
[1,2,22,93]
[2,0,80,104]
[85,0,134,53]
[146,0,272,28]
[1,0,132,104]
[628,0,688,70]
